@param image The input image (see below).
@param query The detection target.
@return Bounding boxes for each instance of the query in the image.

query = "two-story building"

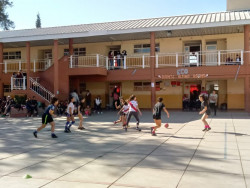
[0,0,250,111]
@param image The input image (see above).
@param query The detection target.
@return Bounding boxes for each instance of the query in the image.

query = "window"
[134,44,160,54]
[64,48,86,56]
[134,82,161,91]
[4,85,11,92]
[134,82,151,91]
[3,51,21,60]
[79,83,86,93]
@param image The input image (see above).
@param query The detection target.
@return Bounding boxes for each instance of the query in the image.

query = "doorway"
[109,83,121,109]
[184,41,201,66]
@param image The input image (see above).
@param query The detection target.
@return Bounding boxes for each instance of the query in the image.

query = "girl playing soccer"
[199,94,211,131]
[33,97,59,138]
[114,97,124,125]
[77,97,86,130]
[117,100,129,128]
[151,97,170,136]
[125,95,142,131]
[64,96,75,133]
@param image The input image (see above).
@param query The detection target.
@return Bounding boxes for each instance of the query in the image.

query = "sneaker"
[64,129,70,133]
[33,131,37,138]
[125,127,127,132]
[51,134,58,138]
[113,121,117,125]
[150,127,154,134]
[207,127,211,131]
[152,132,157,136]
[136,127,141,131]
[202,128,207,131]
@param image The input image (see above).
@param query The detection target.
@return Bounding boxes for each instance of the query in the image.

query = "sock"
[205,125,209,128]
[34,130,37,133]
[68,121,75,128]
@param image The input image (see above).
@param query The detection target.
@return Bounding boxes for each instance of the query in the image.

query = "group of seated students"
[0,96,15,117]
[226,54,241,65]
[26,96,39,117]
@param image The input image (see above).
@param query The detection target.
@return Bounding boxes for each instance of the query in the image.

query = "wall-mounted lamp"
[167,30,172,37]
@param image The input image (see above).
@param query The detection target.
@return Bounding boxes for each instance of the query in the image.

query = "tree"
[36,13,41,28]
[0,0,14,30]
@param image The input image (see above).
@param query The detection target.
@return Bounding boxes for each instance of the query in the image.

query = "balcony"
[1,59,53,73]
[69,50,246,70]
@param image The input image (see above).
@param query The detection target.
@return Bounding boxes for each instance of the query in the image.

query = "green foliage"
[0,0,14,30]
[14,95,27,105]
[36,13,41,28]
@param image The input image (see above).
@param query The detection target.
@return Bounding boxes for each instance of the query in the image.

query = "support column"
[54,40,59,96]
[69,38,74,56]
[26,42,31,90]
[150,32,156,109]
[244,25,250,112]
[0,43,3,98]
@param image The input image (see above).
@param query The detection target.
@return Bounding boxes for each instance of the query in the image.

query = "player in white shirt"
[125,95,142,131]
[117,100,129,128]
[64,96,75,133]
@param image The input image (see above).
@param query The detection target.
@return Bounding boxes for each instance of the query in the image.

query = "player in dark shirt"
[151,97,170,136]
[33,97,59,138]
[199,94,211,131]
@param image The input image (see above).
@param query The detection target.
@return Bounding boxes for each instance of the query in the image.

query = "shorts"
[66,113,73,117]
[153,115,161,120]
[42,114,53,124]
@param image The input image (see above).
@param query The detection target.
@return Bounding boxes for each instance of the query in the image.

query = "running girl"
[77,97,86,130]
[114,97,124,125]
[117,100,129,128]
[64,96,75,133]
[125,95,142,131]
[33,97,59,138]
[151,97,170,136]
[199,94,211,131]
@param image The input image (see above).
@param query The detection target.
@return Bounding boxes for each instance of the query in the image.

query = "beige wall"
[2,33,244,61]
[227,78,245,109]
[227,0,250,11]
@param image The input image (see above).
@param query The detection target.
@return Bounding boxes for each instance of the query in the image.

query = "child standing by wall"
[151,97,170,136]
[64,96,75,133]
[125,95,142,132]
[199,94,211,131]
[33,97,59,138]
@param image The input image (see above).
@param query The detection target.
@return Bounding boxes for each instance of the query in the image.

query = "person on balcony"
[16,71,23,89]
[108,51,114,70]
[116,51,121,69]
[121,50,127,68]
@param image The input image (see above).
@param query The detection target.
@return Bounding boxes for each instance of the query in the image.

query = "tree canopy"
[0,0,14,30]
[36,13,41,28]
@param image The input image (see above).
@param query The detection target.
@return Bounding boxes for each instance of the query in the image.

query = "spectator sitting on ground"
[2,96,15,117]
[31,96,38,116]
[84,105,91,116]
[26,97,33,117]
[57,101,66,116]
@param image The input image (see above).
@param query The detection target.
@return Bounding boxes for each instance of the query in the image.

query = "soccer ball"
[164,123,169,128]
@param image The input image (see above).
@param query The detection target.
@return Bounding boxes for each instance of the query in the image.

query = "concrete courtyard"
[0,110,249,188]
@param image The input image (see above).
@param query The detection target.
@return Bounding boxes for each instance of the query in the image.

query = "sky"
[6,0,227,30]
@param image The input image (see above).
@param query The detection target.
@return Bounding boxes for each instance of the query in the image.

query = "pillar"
[53,40,59,96]
[69,38,74,56]
[150,32,156,109]
[244,25,250,112]
[0,43,3,98]
[26,42,31,90]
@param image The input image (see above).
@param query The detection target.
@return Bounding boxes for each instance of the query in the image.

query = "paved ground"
[0,110,250,188]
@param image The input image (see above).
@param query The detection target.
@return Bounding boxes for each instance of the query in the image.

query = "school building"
[0,0,250,111]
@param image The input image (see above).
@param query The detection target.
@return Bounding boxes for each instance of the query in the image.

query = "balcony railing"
[11,76,26,90]
[1,59,53,73]
[69,50,245,70]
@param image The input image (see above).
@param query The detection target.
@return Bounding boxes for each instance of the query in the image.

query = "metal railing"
[29,77,55,102]
[1,59,53,73]
[11,76,26,90]
[69,55,106,68]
